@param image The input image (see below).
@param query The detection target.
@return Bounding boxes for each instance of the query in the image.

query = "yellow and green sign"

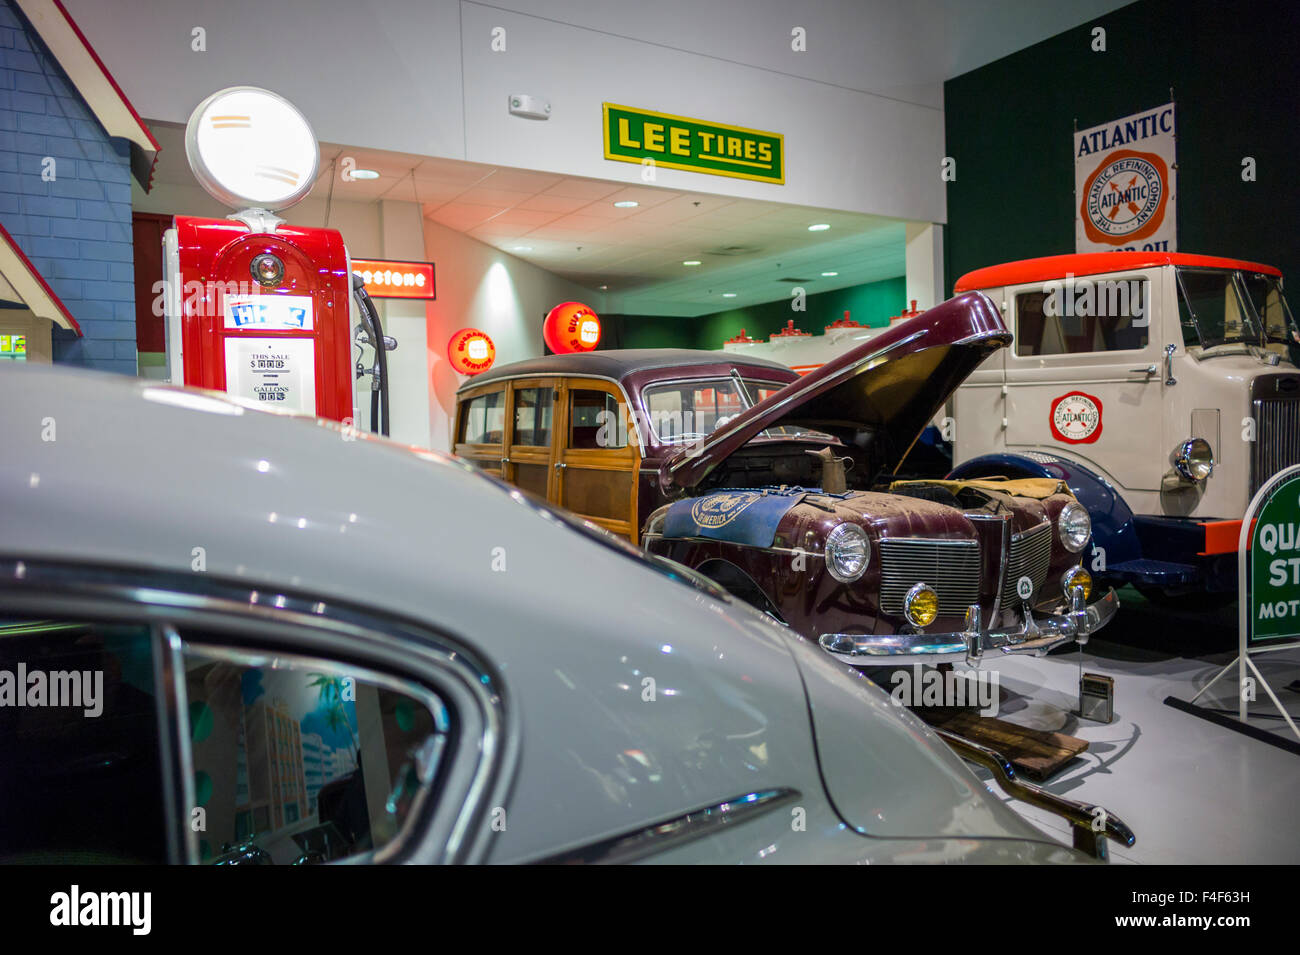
[602,103,784,184]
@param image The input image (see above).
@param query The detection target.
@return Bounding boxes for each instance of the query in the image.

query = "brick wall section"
[0,0,136,374]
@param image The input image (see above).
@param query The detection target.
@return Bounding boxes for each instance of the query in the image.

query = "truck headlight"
[1058,501,1090,552]
[1171,438,1214,482]
[903,583,939,628]
[824,523,870,583]
[1062,565,1092,600]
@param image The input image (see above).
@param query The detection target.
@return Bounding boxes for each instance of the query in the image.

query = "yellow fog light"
[904,583,939,628]
[1062,566,1092,600]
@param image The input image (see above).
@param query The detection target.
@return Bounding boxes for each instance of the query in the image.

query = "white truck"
[948,251,1300,605]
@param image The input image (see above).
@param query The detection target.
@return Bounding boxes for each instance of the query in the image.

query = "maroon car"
[455,292,1118,666]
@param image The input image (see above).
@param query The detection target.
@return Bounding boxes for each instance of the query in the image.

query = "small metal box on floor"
[1079,673,1115,723]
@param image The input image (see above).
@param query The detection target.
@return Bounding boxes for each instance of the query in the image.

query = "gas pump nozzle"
[351,272,392,437]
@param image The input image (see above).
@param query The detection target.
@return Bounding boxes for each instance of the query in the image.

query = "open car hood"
[659,291,1010,493]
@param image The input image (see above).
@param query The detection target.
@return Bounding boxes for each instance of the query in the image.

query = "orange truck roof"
[954,252,1281,293]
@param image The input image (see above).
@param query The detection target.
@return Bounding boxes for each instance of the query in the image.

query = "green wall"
[601,275,907,351]
[943,0,1300,294]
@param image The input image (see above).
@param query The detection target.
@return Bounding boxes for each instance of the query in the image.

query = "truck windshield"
[1177,268,1300,361]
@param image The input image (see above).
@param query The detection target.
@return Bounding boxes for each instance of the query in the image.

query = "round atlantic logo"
[1080,149,1169,246]
[1049,391,1103,444]
[691,491,761,529]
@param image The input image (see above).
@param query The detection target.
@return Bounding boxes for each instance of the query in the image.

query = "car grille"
[879,539,980,617]
[1000,523,1053,606]
[1252,398,1300,496]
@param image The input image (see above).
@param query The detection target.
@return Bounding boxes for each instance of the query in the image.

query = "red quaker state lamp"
[447,327,496,375]
[543,302,601,353]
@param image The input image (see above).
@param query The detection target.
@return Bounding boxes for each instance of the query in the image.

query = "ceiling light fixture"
[808,223,830,231]
[821,271,838,276]
[682,260,701,266]
[512,245,533,252]
[613,200,639,208]
[722,292,737,298]
[349,169,380,180]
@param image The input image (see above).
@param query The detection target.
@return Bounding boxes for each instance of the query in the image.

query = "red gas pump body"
[173,215,353,422]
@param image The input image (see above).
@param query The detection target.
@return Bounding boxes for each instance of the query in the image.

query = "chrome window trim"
[642,374,755,446]
[162,626,200,865]
[0,560,512,866]
[532,788,799,865]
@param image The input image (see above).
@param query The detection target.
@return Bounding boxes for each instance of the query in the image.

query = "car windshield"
[640,374,817,444]
[1176,267,1300,357]
[1238,272,1300,354]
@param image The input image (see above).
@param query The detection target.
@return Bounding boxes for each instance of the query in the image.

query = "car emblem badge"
[1049,391,1103,444]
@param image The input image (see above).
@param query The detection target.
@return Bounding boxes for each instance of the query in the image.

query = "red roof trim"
[51,0,159,152]
[954,252,1282,293]
[0,221,83,336]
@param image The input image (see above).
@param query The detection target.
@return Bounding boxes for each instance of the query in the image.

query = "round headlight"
[1171,438,1214,482]
[1062,565,1092,600]
[904,583,939,628]
[824,522,870,583]
[1058,501,1091,553]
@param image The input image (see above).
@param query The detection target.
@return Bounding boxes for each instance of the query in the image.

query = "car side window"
[569,388,626,449]
[0,612,454,866]
[1014,282,1149,356]
[512,386,553,447]
[181,642,451,865]
[0,619,168,864]
[460,389,505,444]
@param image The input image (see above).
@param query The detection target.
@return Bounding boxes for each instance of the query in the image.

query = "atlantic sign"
[603,103,784,184]
[1074,103,1177,253]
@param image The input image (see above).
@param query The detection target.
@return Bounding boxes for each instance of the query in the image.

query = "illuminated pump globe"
[447,328,497,376]
[543,302,601,354]
[184,86,320,211]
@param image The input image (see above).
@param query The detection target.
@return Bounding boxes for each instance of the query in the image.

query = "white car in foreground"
[0,365,1130,863]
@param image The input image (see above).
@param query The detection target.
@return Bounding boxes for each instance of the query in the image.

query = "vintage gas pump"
[162,86,390,432]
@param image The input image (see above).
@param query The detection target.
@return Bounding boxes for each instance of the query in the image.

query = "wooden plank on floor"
[915,707,1089,781]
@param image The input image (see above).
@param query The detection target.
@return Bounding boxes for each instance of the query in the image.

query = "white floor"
[964,638,1300,864]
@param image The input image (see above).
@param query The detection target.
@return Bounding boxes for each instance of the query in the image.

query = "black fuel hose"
[351,273,390,437]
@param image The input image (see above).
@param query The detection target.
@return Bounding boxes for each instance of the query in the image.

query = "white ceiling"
[148,122,907,316]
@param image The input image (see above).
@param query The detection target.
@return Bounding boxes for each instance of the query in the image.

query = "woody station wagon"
[455,292,1119,666]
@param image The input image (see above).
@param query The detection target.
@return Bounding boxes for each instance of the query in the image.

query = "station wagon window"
[569,389,626,449]
[512,387,553,447]
[0,619,167,864]
[181,643,449,865]
[1015,281,1149,355]
[460,390,505,444]
[643,379,746,442]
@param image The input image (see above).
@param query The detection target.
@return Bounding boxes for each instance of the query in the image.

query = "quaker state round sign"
[1079,148,1169,246]
[1049,391,1103,444]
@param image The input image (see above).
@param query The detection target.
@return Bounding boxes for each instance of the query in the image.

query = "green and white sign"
[1250,469,1300,642]
[602,103,784,184]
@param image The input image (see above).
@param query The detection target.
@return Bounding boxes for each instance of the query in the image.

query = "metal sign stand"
[1190,463,1300,742]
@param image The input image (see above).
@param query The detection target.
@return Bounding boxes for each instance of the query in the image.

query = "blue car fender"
[947,452,1142,571]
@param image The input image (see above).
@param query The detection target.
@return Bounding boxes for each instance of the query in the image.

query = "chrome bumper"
[818,586,1120,667]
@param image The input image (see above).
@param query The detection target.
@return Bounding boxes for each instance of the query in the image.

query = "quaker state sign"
[1250,469,1300,643]
[1074,103,1176,253]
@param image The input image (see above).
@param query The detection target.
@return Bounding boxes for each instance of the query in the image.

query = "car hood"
[659,292,1010,493]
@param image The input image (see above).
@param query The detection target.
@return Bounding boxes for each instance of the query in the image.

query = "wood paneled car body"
[458,294,1120,666]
